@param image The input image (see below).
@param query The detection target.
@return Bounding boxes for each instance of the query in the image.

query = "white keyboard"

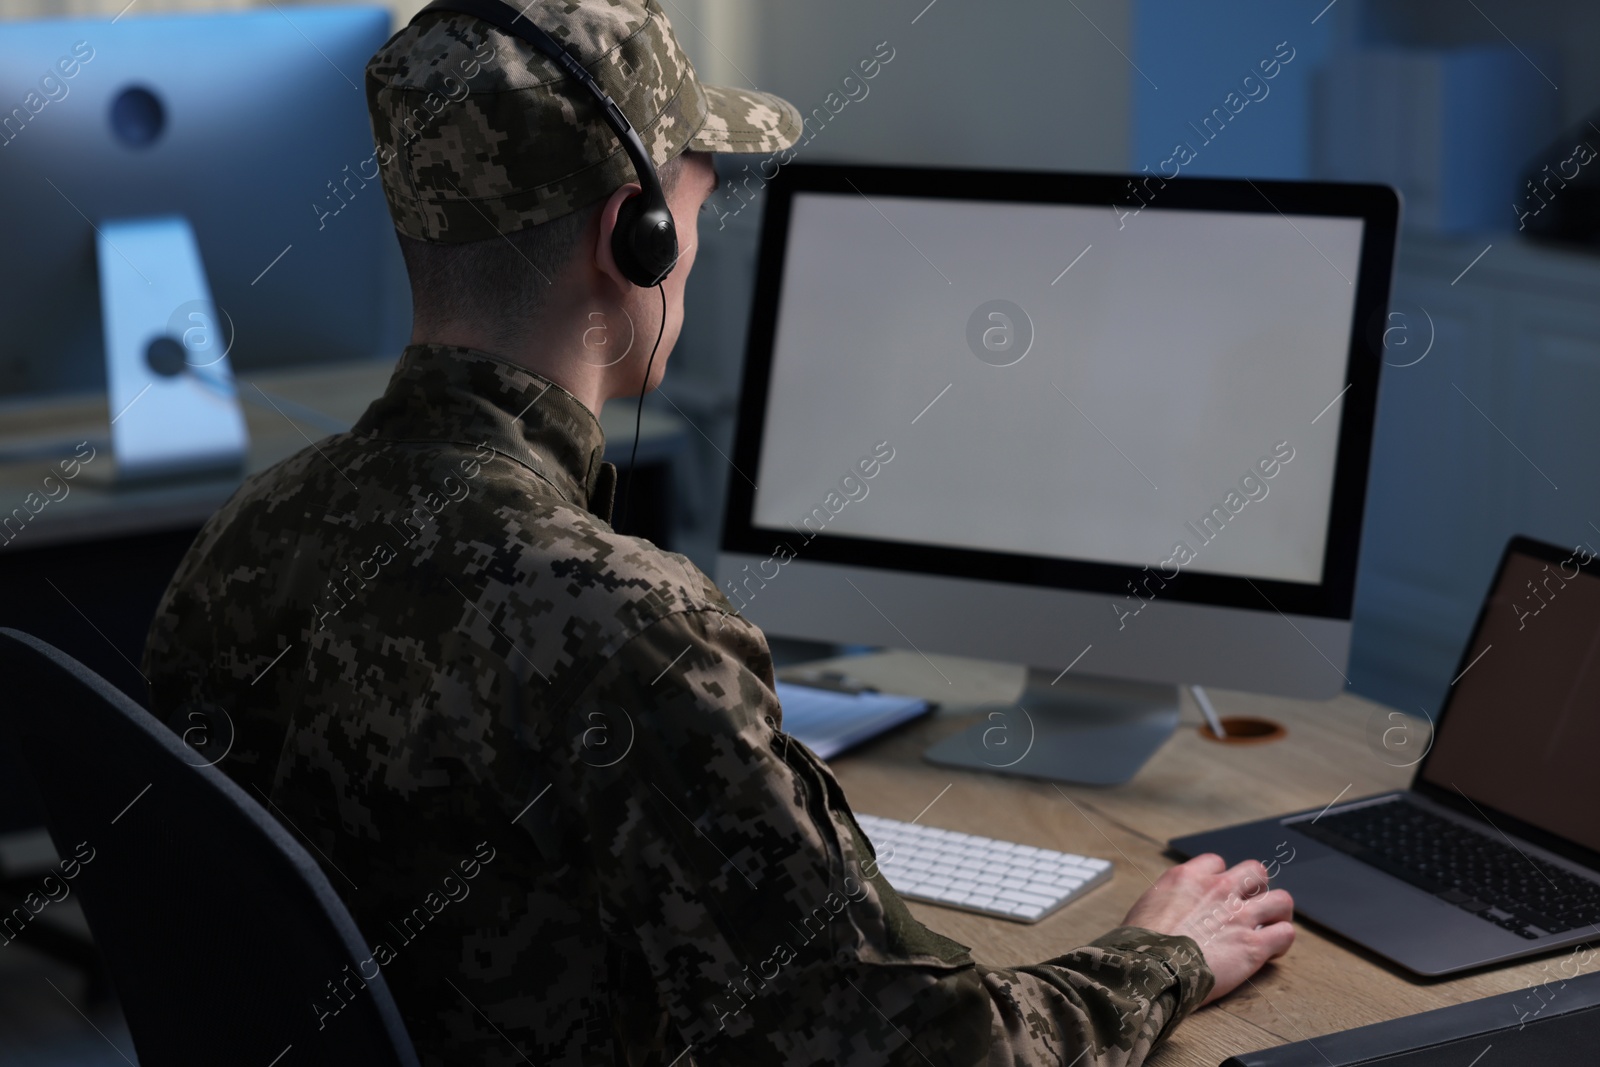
[855,813,1112,923]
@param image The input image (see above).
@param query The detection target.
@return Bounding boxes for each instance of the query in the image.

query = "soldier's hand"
[1120,852,1294,1005]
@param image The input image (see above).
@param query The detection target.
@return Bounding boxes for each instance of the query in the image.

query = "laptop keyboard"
[855,814,1112,923]
[1294,798,1600,939]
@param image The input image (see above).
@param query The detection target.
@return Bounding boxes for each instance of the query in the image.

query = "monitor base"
[98,216,249,485]
[922,668,1179,786]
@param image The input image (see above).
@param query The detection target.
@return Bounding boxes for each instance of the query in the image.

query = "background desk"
[787,649,1586,1065]
[0,359,689,551]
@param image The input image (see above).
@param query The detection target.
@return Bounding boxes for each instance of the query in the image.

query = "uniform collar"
[354,344,616,522]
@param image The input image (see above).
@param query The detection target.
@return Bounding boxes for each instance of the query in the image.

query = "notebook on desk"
[774,680,932,759]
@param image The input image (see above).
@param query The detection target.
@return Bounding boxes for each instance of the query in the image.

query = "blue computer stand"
[96,215,249,482]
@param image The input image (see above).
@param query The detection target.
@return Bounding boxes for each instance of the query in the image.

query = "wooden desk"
[0,360,688,550]
[785,650,1585,1065]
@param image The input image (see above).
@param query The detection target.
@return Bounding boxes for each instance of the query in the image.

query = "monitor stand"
[97,216,249,484]
[923,668,1179,786]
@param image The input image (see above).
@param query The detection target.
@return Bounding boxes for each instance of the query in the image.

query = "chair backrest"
[0,628,419,1066]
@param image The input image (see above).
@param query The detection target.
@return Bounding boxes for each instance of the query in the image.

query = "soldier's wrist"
[1087,925,1215,1021]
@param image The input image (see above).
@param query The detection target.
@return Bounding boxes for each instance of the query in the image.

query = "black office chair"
[0,525,204,988]
[0,628,419,1066]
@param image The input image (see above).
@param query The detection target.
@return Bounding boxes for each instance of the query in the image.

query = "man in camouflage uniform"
[144,2,1295,1063]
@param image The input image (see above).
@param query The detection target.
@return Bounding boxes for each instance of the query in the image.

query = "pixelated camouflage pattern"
[144,344,1213,1065]
[365,0,802,243]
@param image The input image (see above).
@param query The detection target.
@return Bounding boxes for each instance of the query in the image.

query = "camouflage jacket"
[144,344,1214,1066]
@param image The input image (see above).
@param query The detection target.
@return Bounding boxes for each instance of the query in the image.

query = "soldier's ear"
[593,182,643,293]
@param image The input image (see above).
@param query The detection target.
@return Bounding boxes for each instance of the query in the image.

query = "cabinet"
[1349,233,1600,713]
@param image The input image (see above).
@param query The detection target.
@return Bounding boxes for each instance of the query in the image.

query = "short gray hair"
[399,151,690,347]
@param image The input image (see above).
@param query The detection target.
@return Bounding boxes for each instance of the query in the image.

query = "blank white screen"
[749,192,1362,585]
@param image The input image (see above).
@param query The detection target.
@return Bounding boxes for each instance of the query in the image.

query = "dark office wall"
[740,0,1130,173]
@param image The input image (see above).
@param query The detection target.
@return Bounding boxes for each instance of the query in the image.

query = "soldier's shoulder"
[170,437,342,571]
[200,432,505,554]
[480,485,731,646]
[173,431,735,659]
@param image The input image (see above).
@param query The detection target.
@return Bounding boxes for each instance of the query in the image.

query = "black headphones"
[414,0,679,288]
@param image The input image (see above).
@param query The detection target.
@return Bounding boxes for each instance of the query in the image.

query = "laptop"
[1171,535,1600,976]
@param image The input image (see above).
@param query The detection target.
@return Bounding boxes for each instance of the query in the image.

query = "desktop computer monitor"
[0,6,397,475]
[718,164,1399,784]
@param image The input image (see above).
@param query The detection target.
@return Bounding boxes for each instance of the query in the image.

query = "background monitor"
[718,163,1399,783]
[0,6,400,402]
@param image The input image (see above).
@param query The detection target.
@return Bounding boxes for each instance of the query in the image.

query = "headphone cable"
[618,282,667,533]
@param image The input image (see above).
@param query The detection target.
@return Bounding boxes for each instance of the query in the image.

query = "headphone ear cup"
[612,191,678,288]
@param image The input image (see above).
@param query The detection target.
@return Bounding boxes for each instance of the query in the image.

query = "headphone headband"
[413,0,679,288]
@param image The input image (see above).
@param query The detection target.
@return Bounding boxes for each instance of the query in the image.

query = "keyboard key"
[1004,886,1056,904]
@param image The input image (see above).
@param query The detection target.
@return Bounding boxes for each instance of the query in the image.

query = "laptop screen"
[1420,543,1600,854]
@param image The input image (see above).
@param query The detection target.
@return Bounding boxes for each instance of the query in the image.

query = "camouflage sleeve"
[978,926,1213,1064]
[544,606,1213,1066]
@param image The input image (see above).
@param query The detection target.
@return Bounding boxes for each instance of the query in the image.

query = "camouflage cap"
[365,0,803,244]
